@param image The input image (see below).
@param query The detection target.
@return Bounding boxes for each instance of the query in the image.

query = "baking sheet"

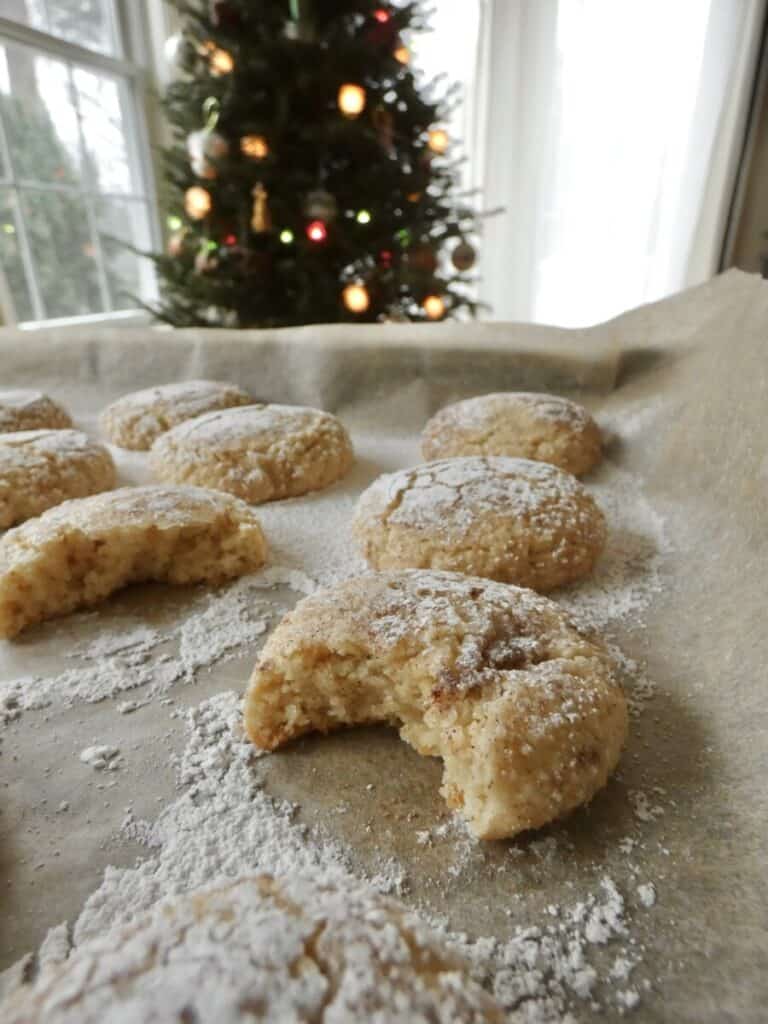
[0,269,766,1022]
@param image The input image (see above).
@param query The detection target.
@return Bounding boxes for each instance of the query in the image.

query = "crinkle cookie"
[150,404,354,503]
[0,389,72,433]
[0,874,502,1024]
[0,485,266,638]
[100,379,253,450]
[0,429,116,530]
[422,392,602,476]
[245,571,628,840]
[353,456,605,592]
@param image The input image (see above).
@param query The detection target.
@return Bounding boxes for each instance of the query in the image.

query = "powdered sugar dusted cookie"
[245,571,627,839]
[422,392,602,476]
[0,485,266,638]
[0,389,72,433]
[100,379,253,450]
[150,404,354,503]
[0,430,116,530]
[353,456,605,591]
[0,874,502,1024]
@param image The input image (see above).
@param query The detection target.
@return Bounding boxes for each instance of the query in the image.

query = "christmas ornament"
[406,191,422,203]
[343,283,370,314]
[187,98,228,179]
[200,41,235,76]
[251,183,271,232]
[241,134,269,159]
[167,230,186,256]
[306,220,328,243]
[423,294,446,319]
[394,43,410,64]
[338,84,366,118]
[164,33,183,66]
[372,106,395,154]
[451,241,477,271]
[184,186,212,220]
[379,249,393,266]
[356,209,372,225]
[211,1,240,29]
[304,189,338,222]
[279,229,295,244]
[427,128,449,154]
[408,243,438,274]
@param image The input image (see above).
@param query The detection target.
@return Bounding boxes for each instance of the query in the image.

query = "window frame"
[0,0,162,327]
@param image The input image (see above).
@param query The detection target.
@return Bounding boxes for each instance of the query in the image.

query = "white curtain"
[426,0,766,326]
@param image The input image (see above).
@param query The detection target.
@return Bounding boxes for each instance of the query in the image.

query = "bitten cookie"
[422,392,602,476]
[245,571,628,840]
[353,456,605,592]
[100,379,253,450]
[150,404,354,503]
[0,430,116,530]
[0,875,502,1024]
[0,389,72,433]
[0,485,267,638]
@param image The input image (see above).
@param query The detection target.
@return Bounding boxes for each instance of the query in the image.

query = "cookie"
[0,485,267,638]
[422,392,602,476]
[0,389,72,433]
[150,404,354,503]
[0,874,502,1024]
[245,571,627,840]
[100,379,253,450]
[0,430,116,530]
[353,456,605,591]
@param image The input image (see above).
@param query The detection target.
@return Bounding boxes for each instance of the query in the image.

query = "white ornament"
[187,129,229,180]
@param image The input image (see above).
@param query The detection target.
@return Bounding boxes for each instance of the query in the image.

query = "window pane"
[96,197,153,309]
[21,188,103,317]
[0,44,83,185]
[0,187,34,321]
[0,0,120,57]
[73,67,138,194]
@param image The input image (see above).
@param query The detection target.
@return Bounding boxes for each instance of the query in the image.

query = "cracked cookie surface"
[150,403,354,504]
[0,874,503,1023]
[0,389,73,433]
[245,571,628,839]
[0,429,116,529]
[0,485,266,638]
[100,379,253,450]
[353,456,605,591]
[422,392,602,475]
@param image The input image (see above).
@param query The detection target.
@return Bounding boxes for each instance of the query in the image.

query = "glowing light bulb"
[184,186,212,220]
[307,220,328,242]
[394,45,410,64]
[343,283,370,314]
[373,8,390,22]
[338,84,366,118]
[356,209,372,225]
[167,214,183,231]
[203,42,234,76]
[279,229,295,244]
[241,135,269,159]
[223,234,237,246]
[427,128,449,154]
[423,294,446,320]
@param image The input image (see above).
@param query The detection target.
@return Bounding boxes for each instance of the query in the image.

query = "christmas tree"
[151,0,482,328]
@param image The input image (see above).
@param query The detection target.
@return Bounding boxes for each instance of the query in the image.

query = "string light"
[394,44,410,64]
[356,209,372,225]
[338,83,366,118]
[343,283,370,313]
[241,135,269,159]
[184,186,212,220]
[279,229,295,244]
[306,220,328,242]
[167,215,183,231]
[224,233,237,246]
[427,128,449,154]
[201,42,234,76]
[373,8,390,22]
[423,294,446,320]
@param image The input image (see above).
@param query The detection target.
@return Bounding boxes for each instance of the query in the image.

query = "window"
[0,0,157,325]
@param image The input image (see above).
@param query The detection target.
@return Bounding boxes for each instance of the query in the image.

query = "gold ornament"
[241,135,269,159]
[451,241,477,271]
[200,41,234,75]
[427,128,449,154]
[338,83,366,118]
[251,183,271,233]
[393,44,410,64]
[343,283,370,314]
[423,294,446,320]
[184,186,212,220]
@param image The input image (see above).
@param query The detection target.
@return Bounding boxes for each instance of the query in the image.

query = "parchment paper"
[0,269,766,1022]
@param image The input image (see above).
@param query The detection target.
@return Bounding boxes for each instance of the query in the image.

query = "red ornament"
[373,8,390,22]
[379,249,393,266]
[224,233,237,246]
[307,220,327,242]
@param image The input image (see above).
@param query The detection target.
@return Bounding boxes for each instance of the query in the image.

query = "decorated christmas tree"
[152,0,482,327]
